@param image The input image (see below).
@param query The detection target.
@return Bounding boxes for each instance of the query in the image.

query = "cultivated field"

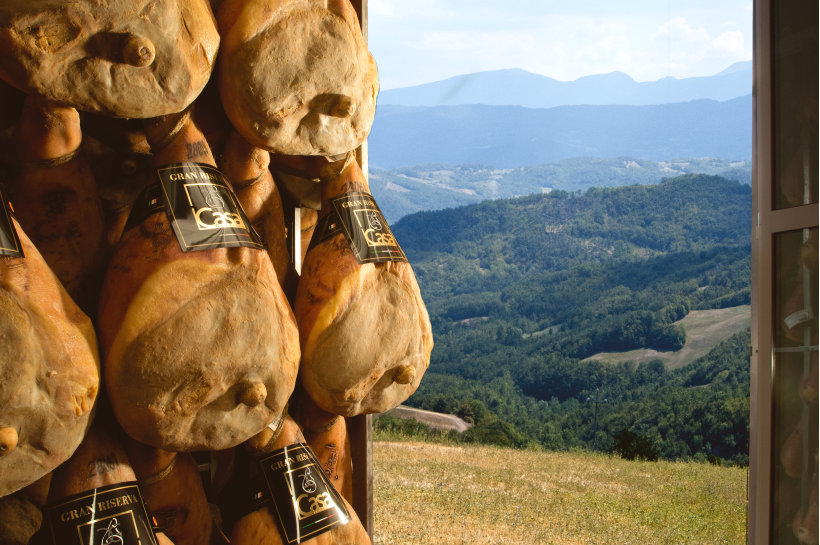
[372,441,747,545]
[584,305,750,369]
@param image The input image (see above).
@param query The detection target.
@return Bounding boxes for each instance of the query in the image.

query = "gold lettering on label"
[363,229,398,248]
[96,494,137,513]
[295,492,336,520]
[197,170,219,181]
[169,172,199,181]
[60,504,95,522]
[270,456,296,472]
[193,207,247,231]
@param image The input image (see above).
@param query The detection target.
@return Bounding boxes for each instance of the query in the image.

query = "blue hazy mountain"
[368,95,751,170]
[377,61,751,108]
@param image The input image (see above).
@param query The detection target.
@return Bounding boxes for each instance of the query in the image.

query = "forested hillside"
[386,174,752,463]
[370,157,751,222]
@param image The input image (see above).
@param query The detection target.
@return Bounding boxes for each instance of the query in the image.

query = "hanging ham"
[44,423,175,545]
[0,0,219,119]
[294,159,432,417]
[10,96,107,316]
[216,0,378,157]
[0,209,99,498]
[97,109,300,452]
[230,413,371,545]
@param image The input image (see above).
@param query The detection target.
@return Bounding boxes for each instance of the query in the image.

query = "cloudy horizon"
[368,0,753,90]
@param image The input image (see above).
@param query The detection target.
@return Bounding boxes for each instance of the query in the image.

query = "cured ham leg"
[97,110,300,452]
[126,441,228,545]
[231,414,370,545]
[45,424,175,545]
[0,215,99,497]
[219,131,294,294]
[294,159,433,416]
[216,0,378,157]
[0,492,43,545]
[293,392,354,504]
[0,473,52,543]
[0,0,219,119]
[11,97,107,315]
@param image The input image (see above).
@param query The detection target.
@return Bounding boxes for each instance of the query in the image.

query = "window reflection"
[773,0,819,208]
[771,227,818,544]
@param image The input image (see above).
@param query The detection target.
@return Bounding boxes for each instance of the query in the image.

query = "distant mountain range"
[368,95,751,170]
[377,61,752,108]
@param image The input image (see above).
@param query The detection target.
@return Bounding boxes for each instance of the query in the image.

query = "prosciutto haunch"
[11,97,107,316]
[45,423,176,545]
[97,110,299,452]
[216,0,378,157]
[0,0,219,119]
[0,216,99,497]
[230,414,371,545]
[219,130,293,295]
[293,159,432,417]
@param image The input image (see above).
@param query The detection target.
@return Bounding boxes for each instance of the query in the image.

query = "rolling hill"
[370,157,751,222]
[388,173,751,462]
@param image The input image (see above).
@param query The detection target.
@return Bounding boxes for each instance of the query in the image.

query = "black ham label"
[44,482,158,545]
[257,443,350,543]
[155,162,264,252]
[123,182,164,233]
[307,211,344,251]
[0,190,23,258]
[310,191,407,264]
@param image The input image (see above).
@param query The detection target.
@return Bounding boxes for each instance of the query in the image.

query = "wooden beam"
[345,4,374,541]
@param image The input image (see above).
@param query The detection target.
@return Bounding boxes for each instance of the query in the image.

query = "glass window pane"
[773,0,819,209]
[771,228,818,544]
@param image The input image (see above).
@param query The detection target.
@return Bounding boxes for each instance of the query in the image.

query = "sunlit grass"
[373,440,747,545]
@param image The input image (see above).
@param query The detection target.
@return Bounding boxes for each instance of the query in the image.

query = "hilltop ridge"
[377,61,752,108]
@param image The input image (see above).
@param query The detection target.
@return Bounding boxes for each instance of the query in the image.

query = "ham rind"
[0,0,219,119]
[126,441,227,545]
[230,414,371,545]
[0,216,99,498]
[97,111,300,452]
[216,0,378,156]
[46,424,176,545]
[11,97,107,316]
[294,159,432,417]
[220,130,294,295]
[294,392,354,504]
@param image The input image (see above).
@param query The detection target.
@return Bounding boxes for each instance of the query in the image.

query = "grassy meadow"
[372,440,747,545]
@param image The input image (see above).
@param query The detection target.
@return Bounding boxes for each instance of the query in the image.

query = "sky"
[367,0,753,90]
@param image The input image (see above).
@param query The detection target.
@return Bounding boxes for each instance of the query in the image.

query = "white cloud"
[652,17,710,42]
[711,30,746,56]
[368,2,753,89]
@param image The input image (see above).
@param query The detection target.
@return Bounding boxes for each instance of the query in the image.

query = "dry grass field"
[372,441,747,545]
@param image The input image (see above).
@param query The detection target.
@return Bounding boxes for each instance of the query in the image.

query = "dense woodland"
[378,174,752,464]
